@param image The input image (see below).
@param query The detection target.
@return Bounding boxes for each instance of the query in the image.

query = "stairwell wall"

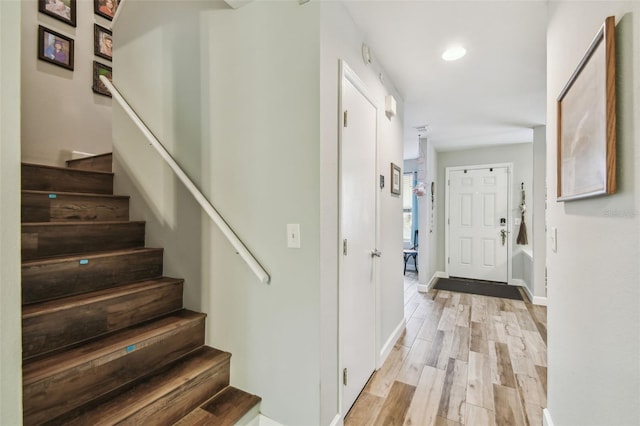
[546,2,640,424]
[21,0,112,167]
[0,0,23,422]
[112,1,404,424]
[112,1,322,424]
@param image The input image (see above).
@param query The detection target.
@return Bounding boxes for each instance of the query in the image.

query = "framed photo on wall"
[94,0,118,20]
[39,0,76,27]
[94,24,113,61]
[37,25,74,71]
[391,163,401,196]
[557,16,617,201]
[92,61,112,97]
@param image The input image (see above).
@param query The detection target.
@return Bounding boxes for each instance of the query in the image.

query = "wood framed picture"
[94,24,113,61]
[557,16,616,201]
[39,0,76,27]
[94,0,118,20]
[37,25,74,71]
[92,61,112,97]
[391,163,401,196]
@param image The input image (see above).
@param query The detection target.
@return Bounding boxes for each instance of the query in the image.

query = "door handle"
[500,229,507,246]
[371,249,382,258]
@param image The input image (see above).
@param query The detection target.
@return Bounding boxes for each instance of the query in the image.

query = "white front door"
[340,64,377,414]
[448,167,509,282]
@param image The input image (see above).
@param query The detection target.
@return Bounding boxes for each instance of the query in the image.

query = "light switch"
[550,227,557,253]
[515,217,521,226]
[287,224,301,248]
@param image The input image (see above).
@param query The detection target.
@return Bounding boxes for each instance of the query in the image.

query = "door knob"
[371,249,382,257]
[500,229,507,246]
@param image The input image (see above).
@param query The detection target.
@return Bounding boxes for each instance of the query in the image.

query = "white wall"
[21,0,112,166]
[0,0,23,422]
[320,3,405,422]
[532,125,547,302]
[114,1,322,424]
[436,143,534,284]
[546,2,640,425]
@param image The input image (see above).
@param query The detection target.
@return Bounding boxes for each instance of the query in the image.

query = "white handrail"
[100,76,270,284]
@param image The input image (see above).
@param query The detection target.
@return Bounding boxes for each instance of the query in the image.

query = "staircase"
[21,153,261,425]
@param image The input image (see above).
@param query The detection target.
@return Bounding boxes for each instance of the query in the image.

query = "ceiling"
[342,1,548,158]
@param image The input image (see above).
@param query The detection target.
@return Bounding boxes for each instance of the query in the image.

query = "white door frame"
[337,59,379,416]
[444,162,514,284]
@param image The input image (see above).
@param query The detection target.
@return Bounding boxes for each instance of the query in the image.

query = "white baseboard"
[245,414,283,426]
[420,271,448,293]
[533,296,548,306]
[511,279,548,306]
[379,318,406,368]
[543,408,554,426]
[329,413,342,426]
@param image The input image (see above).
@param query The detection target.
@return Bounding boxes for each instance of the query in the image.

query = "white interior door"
[340,65,377,414]
[448,167,509,282]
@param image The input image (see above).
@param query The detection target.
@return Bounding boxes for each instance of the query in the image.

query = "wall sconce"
[385,95,397,118]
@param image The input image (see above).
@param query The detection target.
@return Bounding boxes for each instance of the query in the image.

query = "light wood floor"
[345,271,547,426]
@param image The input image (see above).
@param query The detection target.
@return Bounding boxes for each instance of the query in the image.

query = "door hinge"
[448,179,450,186]
[448,218,450,225]
[343,239,348,256]
[448,257,450,264]
[343,110,348,128]
[343,368,348,386]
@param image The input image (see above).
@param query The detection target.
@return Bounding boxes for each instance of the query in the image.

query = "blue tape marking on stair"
[48,194,57,199]
[79,259,89,265]
[126,345,135,353]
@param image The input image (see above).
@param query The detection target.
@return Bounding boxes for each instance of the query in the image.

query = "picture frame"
[37,25,74,71]
[92,61,112,97]
[391,163,401,196]
[557,16,616,201]
[94,24,113,61]
[94,0,118,20]
[39,0,76,27]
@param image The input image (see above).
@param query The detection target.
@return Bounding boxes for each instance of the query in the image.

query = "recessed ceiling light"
[442,46,466,61]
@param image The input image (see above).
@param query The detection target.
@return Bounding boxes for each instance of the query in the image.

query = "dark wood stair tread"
[23,310,207,383]
[22,163,114,195]
[23,277,184,359]
[23,310,209,425]
[22,247,162,267]
[23,276,183,318]
[57,346,231,425]
[176,386,261,426]
[66,153,113,172]
[22,162,114,176]
[22,190,130,222]
[22,221,146,260]
[22,247,164,304]
[22,189,128,198]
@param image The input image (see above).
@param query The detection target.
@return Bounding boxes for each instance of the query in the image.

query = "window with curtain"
[403,172,415,245]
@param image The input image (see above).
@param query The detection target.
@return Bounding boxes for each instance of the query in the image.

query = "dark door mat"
[434,277,523,301]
